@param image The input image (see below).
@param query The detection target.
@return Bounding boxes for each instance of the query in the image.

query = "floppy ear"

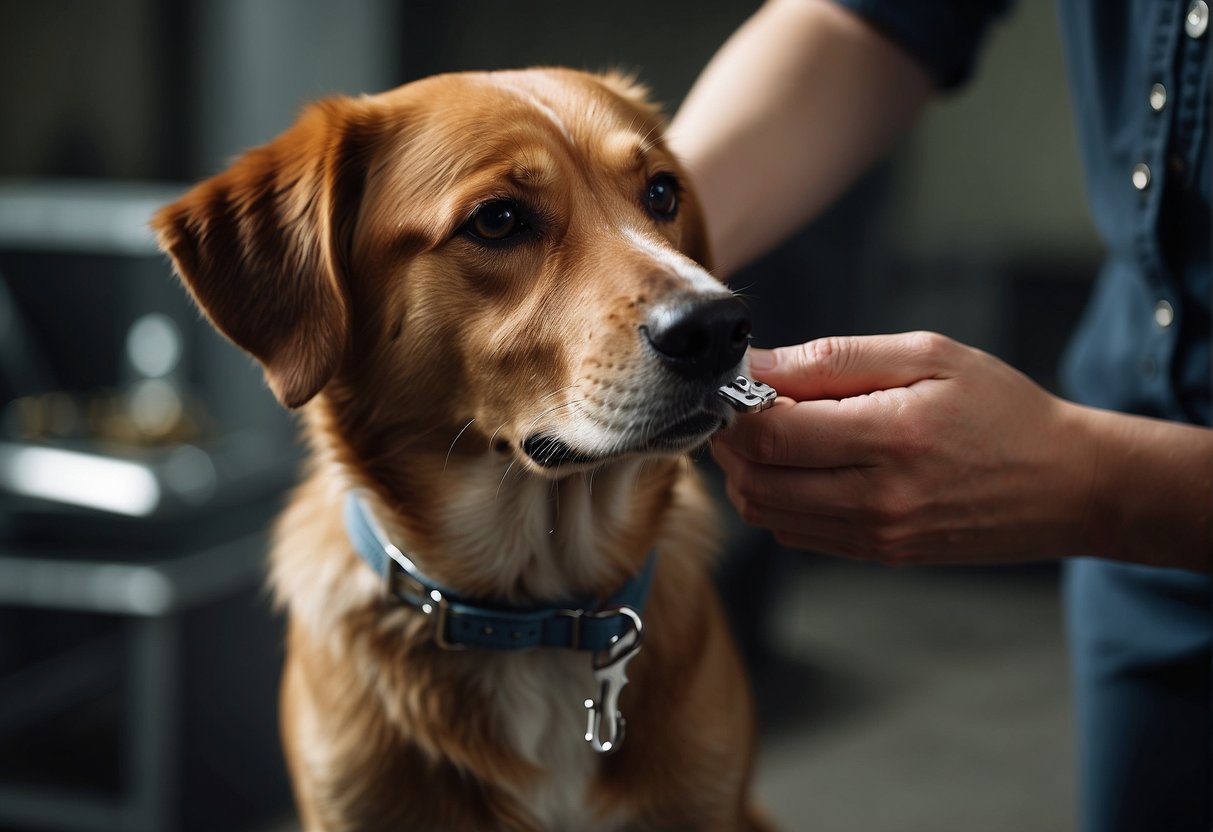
[153,98,376,408]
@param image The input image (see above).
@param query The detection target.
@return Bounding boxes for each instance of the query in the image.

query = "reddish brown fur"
[155,68,769,831]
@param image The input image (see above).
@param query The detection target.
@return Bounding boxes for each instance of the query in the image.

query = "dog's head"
[155,69,749,479]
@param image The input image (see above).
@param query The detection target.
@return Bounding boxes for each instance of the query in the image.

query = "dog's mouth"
[520,435,602,468]
[522,409,726,470]
[646,410,728,449]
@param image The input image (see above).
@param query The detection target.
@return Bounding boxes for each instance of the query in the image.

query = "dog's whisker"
[487,423,508,451]
[522,387,583,428]
[519,398,585,442]
[534,384,579,405]
[636,119,663,153]
[629,459,647,495]
[444,418,477,472]
[495,459,517,500]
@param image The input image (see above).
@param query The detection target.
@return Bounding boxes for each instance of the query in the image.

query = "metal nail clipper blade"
[717,376,777,413]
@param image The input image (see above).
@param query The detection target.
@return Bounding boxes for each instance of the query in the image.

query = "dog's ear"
[595,70,656,114]
[153,98,377,409]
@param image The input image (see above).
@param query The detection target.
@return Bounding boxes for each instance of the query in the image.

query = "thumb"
[748,332,959,401]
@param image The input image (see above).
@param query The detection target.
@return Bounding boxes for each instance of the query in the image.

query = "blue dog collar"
[343,492,656,652]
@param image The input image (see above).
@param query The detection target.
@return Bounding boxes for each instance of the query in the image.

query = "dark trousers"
[1065,559,1212,832]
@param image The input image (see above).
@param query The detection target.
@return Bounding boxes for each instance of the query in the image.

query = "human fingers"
[747,331,965,402]
[715,385,924,467]
[714,442,875,515]
[716,468,881,559]
[723,479,958,565]
[726,489,893,558]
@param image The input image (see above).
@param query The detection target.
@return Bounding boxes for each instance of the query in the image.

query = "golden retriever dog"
[154,68,768,831]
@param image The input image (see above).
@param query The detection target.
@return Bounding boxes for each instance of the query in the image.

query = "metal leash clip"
[717,375,777,413]
[583,605,643,754]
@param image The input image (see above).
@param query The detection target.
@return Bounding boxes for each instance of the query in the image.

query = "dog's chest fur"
[441,461,640,828]
[487,651,625,831]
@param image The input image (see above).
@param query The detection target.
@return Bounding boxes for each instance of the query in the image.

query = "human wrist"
[1028,397,1106,560]
[1063,403,1213,571]
[1049,399,1112,558]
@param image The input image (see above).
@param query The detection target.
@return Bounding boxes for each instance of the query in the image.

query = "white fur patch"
[622,226,727,296]
[529,96,575,146]
[486,651,626,831]
[485,77,575,146]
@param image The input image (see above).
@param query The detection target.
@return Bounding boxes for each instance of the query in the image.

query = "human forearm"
[1069,404,1213,572]
[668,0,932,275]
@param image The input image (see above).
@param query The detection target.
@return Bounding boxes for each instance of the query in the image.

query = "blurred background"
[0,1,1100,829]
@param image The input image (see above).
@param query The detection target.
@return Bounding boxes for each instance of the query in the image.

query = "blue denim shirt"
[835,0,1212,427]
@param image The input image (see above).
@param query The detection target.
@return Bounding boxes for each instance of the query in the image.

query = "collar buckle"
[386,565,468,651]
[556,608,584,650]
[385,560,426,603]
[427,589,467,651]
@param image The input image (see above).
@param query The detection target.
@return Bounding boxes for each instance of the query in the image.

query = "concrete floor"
[751,558,1074,831]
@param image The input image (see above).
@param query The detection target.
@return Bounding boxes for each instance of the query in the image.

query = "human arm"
[713,333,1213,573]
[667,0,932,276]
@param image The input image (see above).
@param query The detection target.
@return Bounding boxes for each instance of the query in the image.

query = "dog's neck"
[428,456,669,602]
[304,400,679,607]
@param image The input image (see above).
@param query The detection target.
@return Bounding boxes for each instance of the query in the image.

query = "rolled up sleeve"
[832,0,1013,89]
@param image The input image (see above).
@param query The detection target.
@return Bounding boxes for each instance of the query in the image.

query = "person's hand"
[713,332,1097,565]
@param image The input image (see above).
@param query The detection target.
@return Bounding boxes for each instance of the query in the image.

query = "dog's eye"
[465,200,528,242]
[646,174,680,219]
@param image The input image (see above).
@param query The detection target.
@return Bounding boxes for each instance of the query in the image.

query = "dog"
[154,68,767,831]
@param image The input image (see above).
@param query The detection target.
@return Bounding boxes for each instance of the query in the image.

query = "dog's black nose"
[643,297,751,380]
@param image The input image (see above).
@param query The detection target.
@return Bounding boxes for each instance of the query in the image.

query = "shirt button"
[1155,300,1175,328]
[1149,83,1167,112]
[1187,0,1209,38]
[1132,162,1152,190]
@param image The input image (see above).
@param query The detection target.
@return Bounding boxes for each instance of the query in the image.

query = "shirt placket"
[1170,3,1209,189]
[1133,0,1184,393]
